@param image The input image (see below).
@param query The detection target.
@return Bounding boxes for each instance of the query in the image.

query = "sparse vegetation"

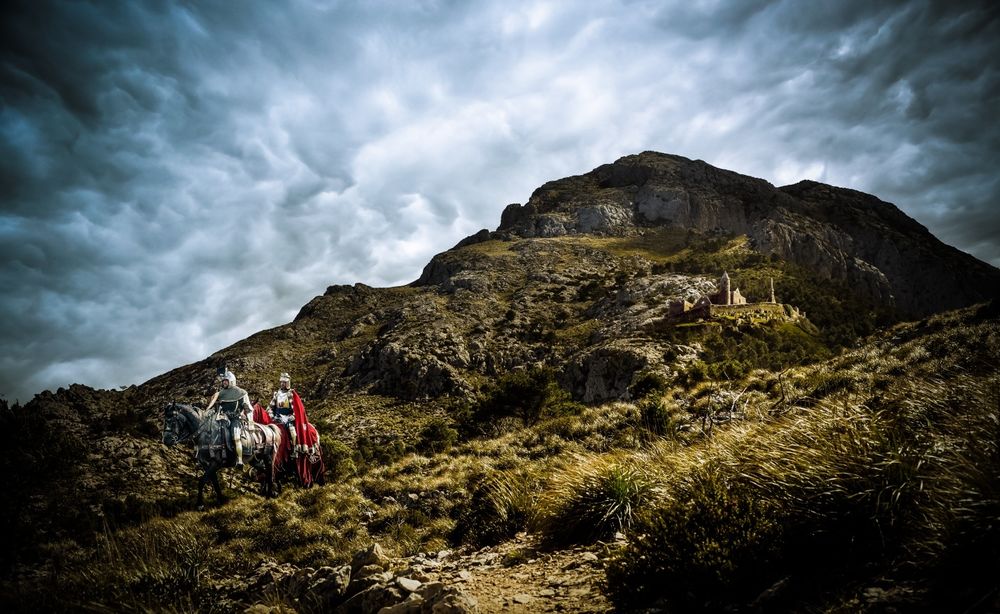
[458,366,584,436]
[600,306,1000,611]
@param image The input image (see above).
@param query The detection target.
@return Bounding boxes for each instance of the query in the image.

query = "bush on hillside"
[670,321,830,388]
[354,433,408,469]
[416,417,459,455]
[322,439,357,480]
[628,369,671,399]
[460,366,583,435]
[534,455,655,544]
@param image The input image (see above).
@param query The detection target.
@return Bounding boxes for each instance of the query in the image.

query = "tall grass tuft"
[637,396,685,439]
[534,454,655,544]
[452,467,541,547]
[65,516,210,611]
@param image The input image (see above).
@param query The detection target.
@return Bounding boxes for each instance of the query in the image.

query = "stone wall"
[710,303,786,317]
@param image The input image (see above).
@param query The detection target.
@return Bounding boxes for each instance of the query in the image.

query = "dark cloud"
[1,0,998,401]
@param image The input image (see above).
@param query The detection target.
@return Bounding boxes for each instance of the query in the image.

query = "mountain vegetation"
[2,152,999,612]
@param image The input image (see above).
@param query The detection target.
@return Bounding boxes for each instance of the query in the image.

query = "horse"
[252,403,326,488]
[162,402,283,508]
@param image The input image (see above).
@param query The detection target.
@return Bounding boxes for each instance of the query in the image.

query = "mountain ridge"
[82,151,1000,414]
[441,151,998,317]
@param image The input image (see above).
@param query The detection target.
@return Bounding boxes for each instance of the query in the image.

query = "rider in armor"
[206,370,253,466]
[267,372,299,457]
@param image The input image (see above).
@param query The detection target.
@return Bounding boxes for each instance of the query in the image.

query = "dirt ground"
[402,532,618,613]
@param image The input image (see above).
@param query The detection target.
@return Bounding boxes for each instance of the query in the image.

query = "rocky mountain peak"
[479,151,1000,317]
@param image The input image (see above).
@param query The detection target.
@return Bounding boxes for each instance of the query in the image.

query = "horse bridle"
[163,402,211,445]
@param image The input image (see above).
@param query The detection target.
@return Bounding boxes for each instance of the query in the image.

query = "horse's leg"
[263,455,272,497]
[211,464,227,505]
[315,459,326,486]
[258,459,269,497]
[266,460,274,497]
[197,470,208,509]
[270,451,281,497]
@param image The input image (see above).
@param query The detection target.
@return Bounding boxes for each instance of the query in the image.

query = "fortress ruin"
[668,272,803,323]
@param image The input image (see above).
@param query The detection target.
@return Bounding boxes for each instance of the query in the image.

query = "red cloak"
[292,390,316,448]
[253,402,272,425]
[254,396,323,486]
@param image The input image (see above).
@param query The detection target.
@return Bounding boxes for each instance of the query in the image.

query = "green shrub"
[323,439,357,480]
[607,468,781,610]
[355,433,408,468]
[628,370,670,399]
[535,457,654,544]
[461,366,583,435]
[417,417,459,455]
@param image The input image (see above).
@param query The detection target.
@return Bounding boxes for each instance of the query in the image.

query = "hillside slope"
[3,152,1000,612]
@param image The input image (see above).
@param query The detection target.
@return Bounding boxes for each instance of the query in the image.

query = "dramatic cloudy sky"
[1,0,998,401]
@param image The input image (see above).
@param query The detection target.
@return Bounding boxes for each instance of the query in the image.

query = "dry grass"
[595,305,1000,610]
[7,301,995,612]
[533,452,656,544]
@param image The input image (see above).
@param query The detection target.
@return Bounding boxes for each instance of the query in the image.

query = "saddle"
[238,422,280,457]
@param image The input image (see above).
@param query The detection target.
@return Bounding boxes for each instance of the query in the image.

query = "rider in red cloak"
[266,372,316,457]
[261,373,323,486]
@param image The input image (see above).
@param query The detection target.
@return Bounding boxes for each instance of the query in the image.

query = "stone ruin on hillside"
[667,271,803,323]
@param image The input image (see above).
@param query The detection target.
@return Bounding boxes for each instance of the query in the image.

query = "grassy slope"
[7,230,990,612]
[4,302,996,611]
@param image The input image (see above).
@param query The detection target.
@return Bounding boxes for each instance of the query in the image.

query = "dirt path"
[402,533,616,613]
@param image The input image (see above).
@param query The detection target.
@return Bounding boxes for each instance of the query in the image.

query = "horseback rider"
[268,372,301,457]
[206,369,253,466]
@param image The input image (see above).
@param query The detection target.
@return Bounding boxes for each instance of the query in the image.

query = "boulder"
[337,584,405,614]
[396,577,422,593]
[308,565,352,604]
[431,589,478,614]
[377,592,424,614]
[351,543,390,575]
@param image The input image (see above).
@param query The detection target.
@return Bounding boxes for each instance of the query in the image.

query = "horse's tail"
[269,424,283,481]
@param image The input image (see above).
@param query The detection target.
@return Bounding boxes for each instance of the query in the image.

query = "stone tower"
[720,271,731,305]
[770,277,776,303]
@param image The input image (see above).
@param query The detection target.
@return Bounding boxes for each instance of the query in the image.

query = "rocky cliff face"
[492,152,1000,317]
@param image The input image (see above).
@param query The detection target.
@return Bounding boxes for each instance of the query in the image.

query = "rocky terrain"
[2,152,999,612]
[495,152,999,316]
[240,535,613,613]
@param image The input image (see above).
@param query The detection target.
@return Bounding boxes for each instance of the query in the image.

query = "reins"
[165,404,214,447]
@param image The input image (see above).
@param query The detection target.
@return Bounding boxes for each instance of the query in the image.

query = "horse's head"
[162,401,186,446]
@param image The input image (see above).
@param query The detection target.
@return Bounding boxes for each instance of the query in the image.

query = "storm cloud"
[1,0,998,401]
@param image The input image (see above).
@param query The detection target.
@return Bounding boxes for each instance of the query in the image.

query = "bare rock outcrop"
[244,544,477,614]
[564,340,672,403]
[496,151,1000,316]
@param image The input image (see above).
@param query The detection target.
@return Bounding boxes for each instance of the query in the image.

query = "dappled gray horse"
[162,402,283,507]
